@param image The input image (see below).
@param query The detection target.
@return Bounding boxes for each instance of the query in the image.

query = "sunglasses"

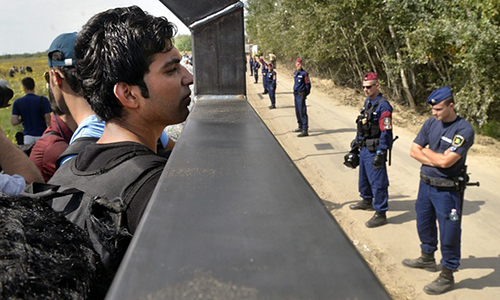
[363,85,374,90]
[43,71,50,84]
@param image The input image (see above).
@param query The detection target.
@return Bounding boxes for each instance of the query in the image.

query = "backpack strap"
[56,137,99,167]
[50,151,167,220]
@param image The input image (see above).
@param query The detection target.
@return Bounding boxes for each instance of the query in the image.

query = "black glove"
[350,139,360,154]
[373,150,386,168]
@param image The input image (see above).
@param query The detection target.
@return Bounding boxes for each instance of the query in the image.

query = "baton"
[458,165,480,225]
[388,136,399,166]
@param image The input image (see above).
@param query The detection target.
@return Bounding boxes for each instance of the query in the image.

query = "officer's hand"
[350,139,359,153]
[373,150,386,168]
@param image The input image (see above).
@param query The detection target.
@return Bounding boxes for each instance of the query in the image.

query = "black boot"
[365,211,387,228]
[423,266,455,295]
[402,251,437,272]
[297,130,309,137]
[349,199,374,211]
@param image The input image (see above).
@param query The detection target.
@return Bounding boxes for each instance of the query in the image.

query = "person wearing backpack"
[48,6,193,272]
[10,77,52,145]
[29,103,75,182]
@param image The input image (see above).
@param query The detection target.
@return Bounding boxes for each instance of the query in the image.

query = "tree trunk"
[376,39,401,101]
[361,32,377,74]
[388,24,416,109]
[405,37,417,94]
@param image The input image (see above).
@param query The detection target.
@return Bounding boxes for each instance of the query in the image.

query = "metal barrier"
[105,1,390,299]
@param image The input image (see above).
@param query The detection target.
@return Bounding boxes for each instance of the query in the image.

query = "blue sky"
[0,0,190,55]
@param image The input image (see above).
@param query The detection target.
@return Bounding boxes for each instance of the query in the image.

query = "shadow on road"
[324,197,486,226]
[457,255,500,291]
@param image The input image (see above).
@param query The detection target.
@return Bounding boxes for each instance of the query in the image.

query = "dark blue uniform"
[413,116,474,270]
[355,94,393,213]
[249,56,254,76]
[261,62,268,94]
[293,68,311,131]
[253,61,260,83]
[267,69,277,108]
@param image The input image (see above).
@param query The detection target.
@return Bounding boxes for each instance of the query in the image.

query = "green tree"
[245,0,500,136]
[174,35,192,52]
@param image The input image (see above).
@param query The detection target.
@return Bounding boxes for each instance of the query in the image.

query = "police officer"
[349,72,393,228]
[267,63,277,109]
[253,57,260,84]
[260,58,268,94]
[249,55,254,77]
[292,58,311,137]
[403,87,474,295]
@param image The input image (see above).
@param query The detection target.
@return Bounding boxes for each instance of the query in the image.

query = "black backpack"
[1,191,110,299]
[46,151,167,273]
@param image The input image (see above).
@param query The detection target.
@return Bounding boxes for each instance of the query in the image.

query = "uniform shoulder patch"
[452,134,465,147]
[379,111,392,131]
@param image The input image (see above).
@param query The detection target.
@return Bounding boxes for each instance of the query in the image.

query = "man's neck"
[58,114,78,131]
[99,121,160,153]
[65,95,95,125]
[442,112,458,123]
[370,92,381,101]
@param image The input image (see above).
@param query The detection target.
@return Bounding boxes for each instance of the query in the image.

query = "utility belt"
[359,138,379,152]
[420,172,459,190]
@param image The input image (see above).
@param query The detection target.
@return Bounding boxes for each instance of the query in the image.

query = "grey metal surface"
[191,7,246,95]
[106,97,390,300]
[159,0,239,26]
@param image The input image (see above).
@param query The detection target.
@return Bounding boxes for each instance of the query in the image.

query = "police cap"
[426,87,452,105]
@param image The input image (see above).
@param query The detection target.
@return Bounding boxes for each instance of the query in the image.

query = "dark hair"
[74,6,177,122]
[48,51,82,96]
[21,77,35,90]
[442,97,455,106]
[0,195,110,298]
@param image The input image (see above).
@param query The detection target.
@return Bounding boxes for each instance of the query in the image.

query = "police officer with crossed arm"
[403,87,474,295]
[292,58,311,137]
[348,72,393,228]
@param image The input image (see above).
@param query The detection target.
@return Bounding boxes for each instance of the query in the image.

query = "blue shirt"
[267,70,277,87]
[261,62,268,75]
[12,93,51,136]
[0,173,26,195]
[293,68,311,93]
[414,116,475,178]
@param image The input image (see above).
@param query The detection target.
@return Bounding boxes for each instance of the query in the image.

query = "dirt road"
[245,67,500,299]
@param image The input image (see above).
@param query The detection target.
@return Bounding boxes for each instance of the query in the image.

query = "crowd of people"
[0,6,193,298]
[248,52,474,295]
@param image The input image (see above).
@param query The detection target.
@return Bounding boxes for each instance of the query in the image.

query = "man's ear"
[50,69,64,87]
[114,83,140,109]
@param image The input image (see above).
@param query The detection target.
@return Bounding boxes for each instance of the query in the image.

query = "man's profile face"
[47,69,71,116]
[142,45,193,126]
[295,61,302,71]
[431,100,454,121]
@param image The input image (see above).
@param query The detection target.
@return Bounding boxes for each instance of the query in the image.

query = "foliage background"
[245,0,500,138]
